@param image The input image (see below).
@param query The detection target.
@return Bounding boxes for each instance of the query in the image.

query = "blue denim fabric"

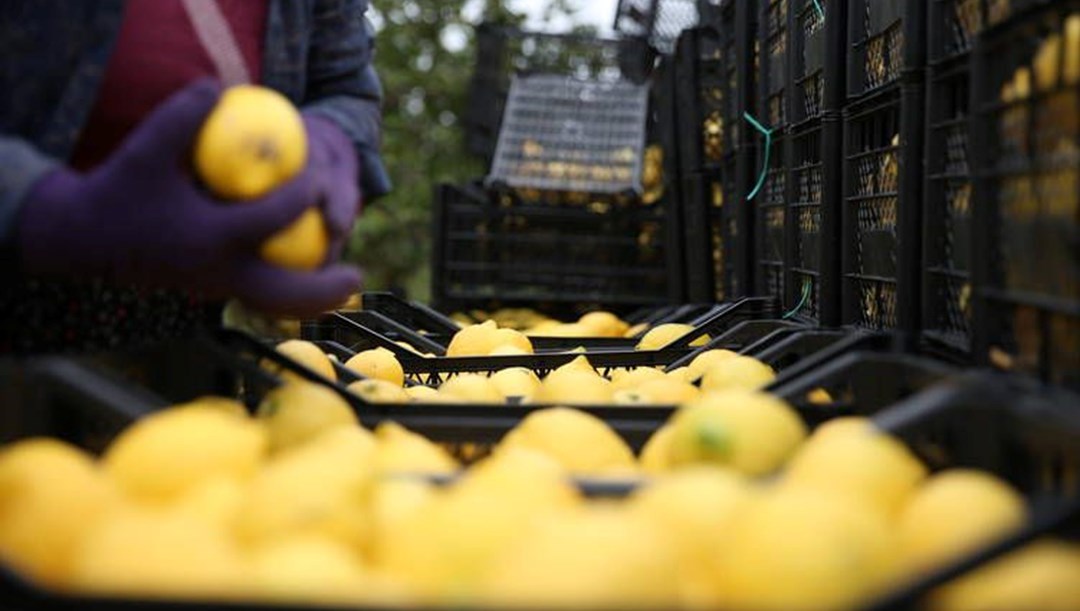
[0,0,390,249]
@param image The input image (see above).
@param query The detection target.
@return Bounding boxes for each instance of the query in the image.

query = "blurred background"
[348,0,617,302]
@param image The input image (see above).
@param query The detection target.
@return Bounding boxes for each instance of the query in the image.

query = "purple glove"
[17,79,362,318]
[302,113,361,263]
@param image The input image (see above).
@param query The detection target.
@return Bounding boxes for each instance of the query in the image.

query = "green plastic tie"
[811,0,825,20]
[782,279,813,320]
[743,112,773,201]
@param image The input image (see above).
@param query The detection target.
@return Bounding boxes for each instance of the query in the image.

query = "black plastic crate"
[614,0,702,54]
[921,0,989,358]
[486,74,651,197]
[970,0,1080,389]
[846,0,926,99]
[464,24,652,161]
[841,81,925,338]
[431,182,683,316]
[677,2,758,302]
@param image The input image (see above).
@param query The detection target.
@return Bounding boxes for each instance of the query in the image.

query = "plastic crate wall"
[615,0,702,54]
[464,24,650,161]
[921,0,996,358]
[431,183,682,316]
[486,74,650,196]
[847,0,924,98]
[971,0,1080,389]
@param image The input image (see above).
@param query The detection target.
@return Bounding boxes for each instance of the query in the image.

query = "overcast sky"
[509,0,618,33]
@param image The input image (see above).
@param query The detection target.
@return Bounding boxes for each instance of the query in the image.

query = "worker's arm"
[0,138,61,251]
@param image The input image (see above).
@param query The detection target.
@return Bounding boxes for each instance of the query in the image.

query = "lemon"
[194,85,325,271]
[498,407,635,475]
[613,389,653,405]
[368,478,437,563]
[578,311,629,337]
[489,328,534,355]
[610,367,668,391]
[438,373,506,403]
[553,354,597,375]
[537,322,592,337]
[348,379,409,403]
[236,438,374,550]
[533,369,613,405]
[256,381,358,455]
[71,508,246,600]
[629,467,753,606]
[344,347,405,387]
[636,323,710,351]
[104,406,267,503]
[480,505,681,609]
[488,345,528,356]
[898,469,1027,575]
[245,535,370,605]
[929,539,1080,611]
[173,395,249,419]
[715,486,896,611]
[807,387,834,405]
[194,85,306,200]
[667,390,807,476]
[458,447,581,511]
[666,366,691,382]
[634,377,701,405]
[404,385,441,402]
[686,349,738,382]
[783,425,927,518]
[624,322,650,338]
[639,425,674,474]
[446,320,500,357]
[699,356,776,392]
[373,422,459,475]
[394,340,423,355]
[171,476,246,531]
[272,339,336,382]
[0,439,118,587]
[489,367,541,400]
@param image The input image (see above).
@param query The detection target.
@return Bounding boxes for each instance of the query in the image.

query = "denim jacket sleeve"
[299,0,391,200]
[0,137,60,249]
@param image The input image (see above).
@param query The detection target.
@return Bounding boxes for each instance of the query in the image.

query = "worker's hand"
[16,80,361,318]
[302,113,361,262]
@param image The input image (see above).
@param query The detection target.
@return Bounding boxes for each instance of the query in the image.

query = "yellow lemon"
[629,467,753,606]
[578,311,629,337]
[639,425,674,474]
[686,349,739,382]
[0,439,119,587]
[404,385,441,402]
[104,406,267,503]
[256,381,358,455]
[488,344,528,356]
[624,322,650,338]
[898,469,1027,575]
[373,422,459,475]
[536,322,592,337]
[929,539,1080,611]
[498,407,635,475]
[634,378,701,405]
[715,486,897,611]
[610,367,668,391]
[71,508,246,600]
[480,504,681,609]
[636,323,710,351]
[344,347,405,387]
[489,328,534,355]
[446,320,500,357]
[807,387,834,405]
[271,339,336,382]
[666,366,691,382]
[236,439,374,550]
[368,478,437,563]
[245,535,370,605]
[194,85,325,271]
[489,367,541,400]
[700,356,776,392]
[348,379,409,403]
[533,369,613,405]
[438,373,506,403]
[667,390,807,476]
[172,395,249,419]
[171,476,246,531]
[458,447,581,512]
[783,425,927,518]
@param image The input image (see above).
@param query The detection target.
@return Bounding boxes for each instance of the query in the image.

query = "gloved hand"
[17,79,361,318]
[302,113,361,263]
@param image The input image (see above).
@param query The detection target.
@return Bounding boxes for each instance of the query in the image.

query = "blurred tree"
[350,0,581,301]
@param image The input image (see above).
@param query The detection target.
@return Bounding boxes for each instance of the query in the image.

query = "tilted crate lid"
[486,73,650,195]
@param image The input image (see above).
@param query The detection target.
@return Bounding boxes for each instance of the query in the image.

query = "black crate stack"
[677,0,759,304]
[971,0,1080,389]
[841,0,926,338]
[614,0,703,54]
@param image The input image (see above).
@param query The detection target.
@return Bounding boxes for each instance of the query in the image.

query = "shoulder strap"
[180,0,252,86]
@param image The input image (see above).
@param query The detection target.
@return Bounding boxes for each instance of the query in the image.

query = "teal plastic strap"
[811,0,825,20]
[743,112,772,201]
[782,279,813,320]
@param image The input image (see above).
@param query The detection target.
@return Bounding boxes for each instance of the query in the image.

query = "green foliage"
[349,1,581,301]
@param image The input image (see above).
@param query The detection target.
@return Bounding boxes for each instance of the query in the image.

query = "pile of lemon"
[450,309,650,338]
[1,382,1077,610]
